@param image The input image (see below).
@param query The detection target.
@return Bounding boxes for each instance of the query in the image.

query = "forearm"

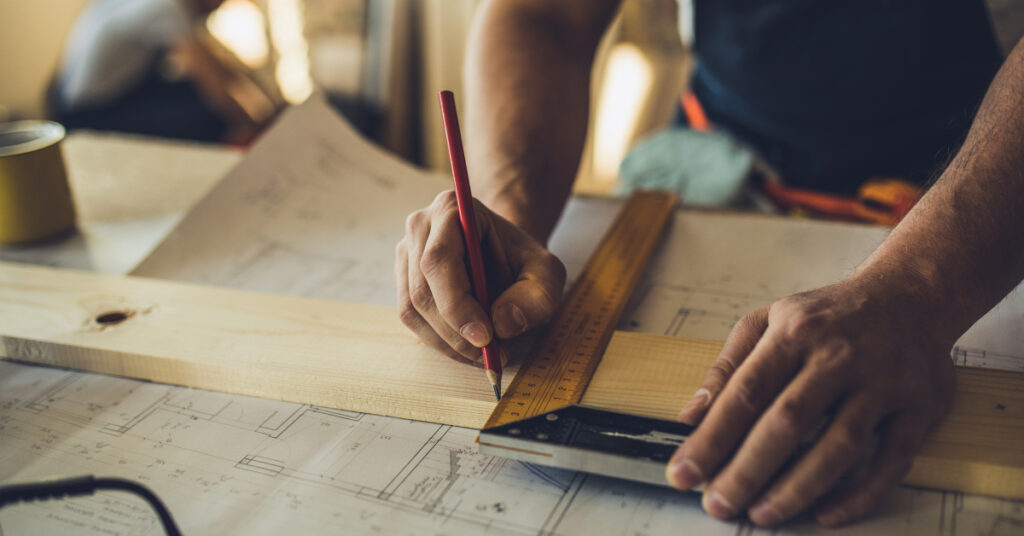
[856,38,1024,341]
[464,0,620,241]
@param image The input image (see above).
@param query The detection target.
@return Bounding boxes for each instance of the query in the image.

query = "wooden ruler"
[484,191,678,429]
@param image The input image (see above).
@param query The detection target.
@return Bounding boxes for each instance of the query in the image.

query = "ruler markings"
[484,191,678,429]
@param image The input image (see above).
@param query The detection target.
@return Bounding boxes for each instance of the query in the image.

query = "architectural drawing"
[2,362,1022,535]
[619,281,1024,372]
[614,206,1024,372]
[3,98,1022,534]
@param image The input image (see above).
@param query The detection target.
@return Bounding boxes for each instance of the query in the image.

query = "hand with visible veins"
[667,277,955,526]
[395,190,566,365]
[666,36,1024,527]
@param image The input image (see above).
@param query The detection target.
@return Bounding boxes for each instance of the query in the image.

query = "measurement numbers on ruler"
[485,191,678,429]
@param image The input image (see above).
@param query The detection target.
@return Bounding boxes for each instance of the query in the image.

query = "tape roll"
[0,121,76,244]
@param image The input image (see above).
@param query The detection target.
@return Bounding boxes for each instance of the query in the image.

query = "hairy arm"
[395,1,620,362]
[464,0,621,241]
[857,37,1024,337]
[669,38,1024,527]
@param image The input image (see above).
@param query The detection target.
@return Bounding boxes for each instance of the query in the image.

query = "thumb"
[490,252,566,339]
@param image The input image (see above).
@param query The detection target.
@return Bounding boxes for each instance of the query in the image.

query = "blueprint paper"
[3,362,1022,535]
[2,97,1022,535]
[612,207,1024,372]
[131,95,450,306]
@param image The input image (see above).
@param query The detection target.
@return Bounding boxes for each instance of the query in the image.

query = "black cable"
[0,475,181,535]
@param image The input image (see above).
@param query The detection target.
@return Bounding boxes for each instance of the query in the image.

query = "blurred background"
[2,0,1022,195]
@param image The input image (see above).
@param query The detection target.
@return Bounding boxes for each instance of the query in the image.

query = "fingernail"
[816,508,847,527]
[749,500,783,526]
[460,322,491,348]
[494,304,527,338]
[680,388,711,417]
[702,491,736,519]
[666,457,704,490]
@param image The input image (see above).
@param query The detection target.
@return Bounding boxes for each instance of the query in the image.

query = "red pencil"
[438,90,502,401]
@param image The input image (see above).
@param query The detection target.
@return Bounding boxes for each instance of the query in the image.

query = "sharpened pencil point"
[486,369,501,401]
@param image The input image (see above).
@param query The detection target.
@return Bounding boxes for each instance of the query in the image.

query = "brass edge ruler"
[483,190,678,429]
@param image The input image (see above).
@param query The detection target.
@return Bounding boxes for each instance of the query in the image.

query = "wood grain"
[0,261,509,428]
[2,262,1022,498]
[585,331,1024,499]
[583,332,723,419]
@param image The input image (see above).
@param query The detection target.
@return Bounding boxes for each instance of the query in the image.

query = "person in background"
[395,0,1024,528]
[51,0,274,143]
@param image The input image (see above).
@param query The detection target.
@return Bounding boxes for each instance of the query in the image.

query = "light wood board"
[1,261,1022,498]
[0,261,511,428]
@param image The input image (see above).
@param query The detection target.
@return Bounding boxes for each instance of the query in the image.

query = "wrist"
[477,174,563,244]
[849,259,971,349]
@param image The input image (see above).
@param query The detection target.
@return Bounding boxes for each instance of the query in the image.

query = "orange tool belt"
[680,92,920,226]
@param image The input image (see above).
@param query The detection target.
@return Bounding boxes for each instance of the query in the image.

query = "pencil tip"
[486,369,501,400]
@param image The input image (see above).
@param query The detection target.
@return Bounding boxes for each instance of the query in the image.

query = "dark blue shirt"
[691,0,1002,194]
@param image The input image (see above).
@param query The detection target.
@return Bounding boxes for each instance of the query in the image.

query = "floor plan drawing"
[621,283,773,341]
[609,204,1024,373]
[619,280,1024,372]
[3,361,1022,536]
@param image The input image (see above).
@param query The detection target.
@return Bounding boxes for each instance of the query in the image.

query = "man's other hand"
[395,190,566,364]
[667,277,956,527]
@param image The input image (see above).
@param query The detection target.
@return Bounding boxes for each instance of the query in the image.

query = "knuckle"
[708,358,737,382]
[433,189,458,209]
[732,373,767,413]
[409,282,434,311]
[829,426,866,460]
[405,210,427,234]
[784,310,825,339]
[751,305,770,322]
[736,311,763,332]
[812,339,856,372]
[398,302,421,328]
[771,396,811,437]
[703,363,734,393]
[451,338,480,358]
[419,244,451,277]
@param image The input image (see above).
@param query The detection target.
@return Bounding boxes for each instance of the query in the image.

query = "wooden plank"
[2,261,1022,498]
[582,332,723,420]
[0,261,508,428]
[584,331,1024,499]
